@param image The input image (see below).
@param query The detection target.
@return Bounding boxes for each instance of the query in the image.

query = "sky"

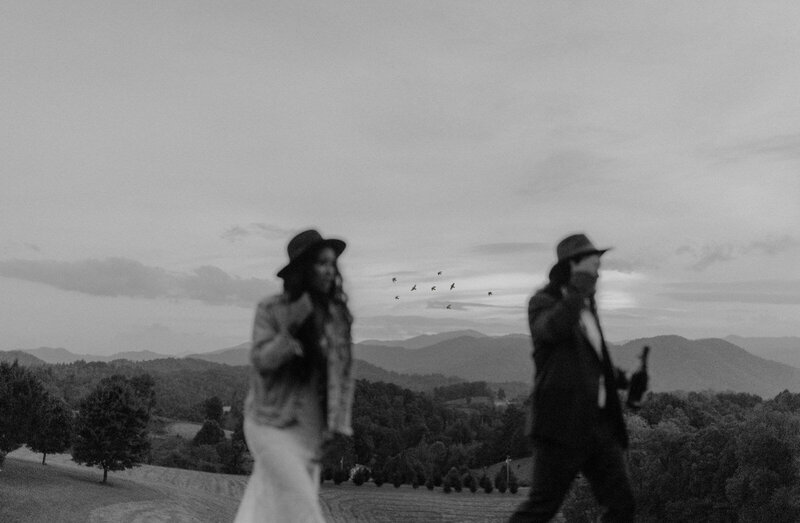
[1,1,799,356]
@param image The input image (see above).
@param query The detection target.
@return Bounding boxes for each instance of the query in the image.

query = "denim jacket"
[243,293,355,437]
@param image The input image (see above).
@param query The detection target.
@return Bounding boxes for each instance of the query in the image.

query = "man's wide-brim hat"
[277,229,346,279]
[556,233,611,263]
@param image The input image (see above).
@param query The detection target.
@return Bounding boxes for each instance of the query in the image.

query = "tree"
[462,471,478,493]
[193,420,225,446]
[0,361,48,457]
[445,467,462,492]
[495,465,508,493]
[203,396,224,423]
[351,465,370,486]
[28,393,73,465]
[71,375,150,483]
[129,374,157,417]
[508,467,519,494]
[481,473,494,493]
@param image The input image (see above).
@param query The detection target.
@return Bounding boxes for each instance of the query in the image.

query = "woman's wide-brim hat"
[555,233,611,263]
[277,229,346,279]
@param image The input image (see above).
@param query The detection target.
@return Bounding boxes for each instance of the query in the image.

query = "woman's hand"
[274,293,314,334]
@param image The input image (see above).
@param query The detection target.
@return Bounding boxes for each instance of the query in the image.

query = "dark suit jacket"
[524,285,629,449]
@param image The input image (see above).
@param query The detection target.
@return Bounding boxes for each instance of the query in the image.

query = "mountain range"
[723,335,800,370]
[4,331,800,399]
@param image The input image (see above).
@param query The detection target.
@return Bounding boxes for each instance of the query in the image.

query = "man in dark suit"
[509,233,635,523]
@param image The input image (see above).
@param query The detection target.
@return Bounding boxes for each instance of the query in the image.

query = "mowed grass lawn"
[2,448,529,522]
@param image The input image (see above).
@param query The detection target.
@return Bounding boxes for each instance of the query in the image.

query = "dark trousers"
[509,417,635,523]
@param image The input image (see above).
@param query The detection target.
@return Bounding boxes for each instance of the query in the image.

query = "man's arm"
[529,272,598,344]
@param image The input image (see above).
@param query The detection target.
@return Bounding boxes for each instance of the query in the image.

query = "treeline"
[1,361,152,482]
[432,381,494,402]
[561,390,800,522]
[28,359,249,423]
[319,380,529,487]
[1,361,249,480]
[8,355,800,520]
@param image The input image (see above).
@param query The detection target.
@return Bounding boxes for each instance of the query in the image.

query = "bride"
[234,229,355,523]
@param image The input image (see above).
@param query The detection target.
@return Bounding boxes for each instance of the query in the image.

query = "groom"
[509,233,635,522]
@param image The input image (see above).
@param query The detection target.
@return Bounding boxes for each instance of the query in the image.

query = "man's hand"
[568,271,598,298]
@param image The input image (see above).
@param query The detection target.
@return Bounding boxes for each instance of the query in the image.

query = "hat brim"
[554,247,612,268]
[276,238,346,278]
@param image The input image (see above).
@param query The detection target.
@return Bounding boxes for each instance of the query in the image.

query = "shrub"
[333,468,348,485]
[373,470,385,487]
[351,466,369,486]
[192,420,225,446]
[495,466,508,493]
[445,467,462,492]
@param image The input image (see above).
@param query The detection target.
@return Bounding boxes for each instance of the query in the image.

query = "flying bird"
[395,296,399,300]
[411,284,417,291]
[392,277,397,283]
[449,283,455,290]
[488,291,493,296]
[446,304,452,309]
[431,286,436,291]
[437,271,442,275]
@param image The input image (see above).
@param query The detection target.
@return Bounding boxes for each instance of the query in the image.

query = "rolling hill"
[0,350,46,366]
[354,335,534,383]
[724,335,800,369]
[355,333,800,398]
[9,331,800,399]
[183,342,251,366]
[359,329,489,349]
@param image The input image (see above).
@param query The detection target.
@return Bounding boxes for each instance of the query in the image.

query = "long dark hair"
[542,253,593,299]
[280,246,352,374]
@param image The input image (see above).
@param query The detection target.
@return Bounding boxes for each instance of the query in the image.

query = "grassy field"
[2,448,531,522]
[163,420,233,440]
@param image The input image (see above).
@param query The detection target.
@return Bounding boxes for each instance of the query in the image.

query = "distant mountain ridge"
[7,331,800,398]
[354,333,800,398]
[183,342,251,366]
[724,335,800,370]
[19,346,178,364]
[359,329,489,350]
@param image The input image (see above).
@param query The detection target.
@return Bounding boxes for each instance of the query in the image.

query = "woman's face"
[309,247,337,294]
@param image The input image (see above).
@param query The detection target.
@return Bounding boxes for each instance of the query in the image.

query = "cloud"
[705,133,800,163]
[521,150,616,196]
[425,300,523,311]
[741,236,800,256]
[661,280,800,305]
[111,323,245,355]
[600,258,648,274]
[0,257,276,307]
[221,223,295,242]
[471,242,549,256]
[677,236,798,271]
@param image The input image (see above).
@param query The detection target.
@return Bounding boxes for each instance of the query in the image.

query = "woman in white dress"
[234,229,355,523]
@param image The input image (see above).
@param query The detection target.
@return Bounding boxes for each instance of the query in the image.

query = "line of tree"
[561,390,800,522]
[1,361,154,483]
[319,379,529,488]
